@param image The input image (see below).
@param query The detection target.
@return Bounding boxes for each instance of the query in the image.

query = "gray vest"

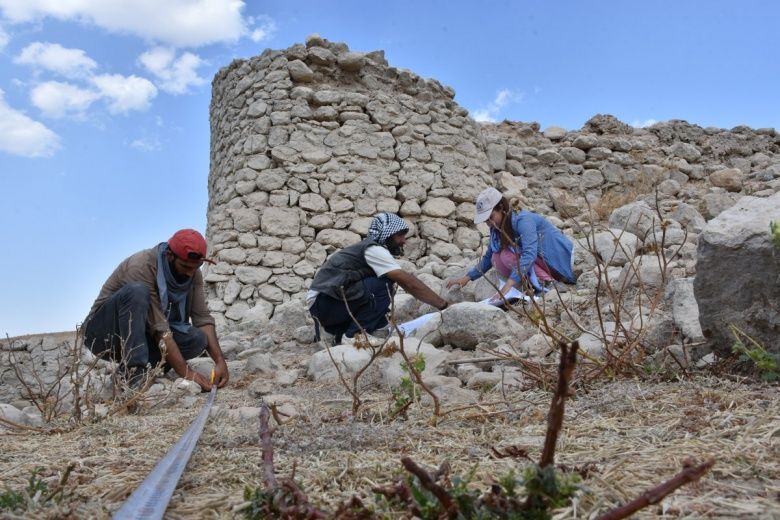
[310,238,383,301]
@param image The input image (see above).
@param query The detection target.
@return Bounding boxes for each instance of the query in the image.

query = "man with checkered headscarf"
[307,212,449,345]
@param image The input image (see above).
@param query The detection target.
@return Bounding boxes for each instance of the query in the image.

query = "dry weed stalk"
[3,323,170,432]
[595,459,715,520]
[480,188,685,387]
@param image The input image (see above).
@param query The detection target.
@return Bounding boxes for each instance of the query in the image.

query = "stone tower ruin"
[205,36,495,331]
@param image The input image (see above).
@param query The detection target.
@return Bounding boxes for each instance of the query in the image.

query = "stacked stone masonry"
[206,36,780,333]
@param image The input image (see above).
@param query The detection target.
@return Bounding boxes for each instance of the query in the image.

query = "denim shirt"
[467,210,576,284]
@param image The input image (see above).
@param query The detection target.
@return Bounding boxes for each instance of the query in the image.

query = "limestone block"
[560,146,586,164]
[573,135,598,150]
[669,142,701,162]
[543,126,567,140]
[608,201,658,238]
[298,193,329,212]
[694,192,780,358]
[486,143,507,171]
[454,227,481,250]
[666,278,704,341]
[702,192,739,220]
[315,229,361,248]
[337,52,364,72]
[379,339,448,388]
[231,209,260,232]
[618,255,669,292]
[247,100,268,117]
[594,230,639,267]
[287,59,313,82]
[709,168,744,192]
[261,207,301,237]
[414,303,531,349]
[219,248,247,265]
[234,266,272,285]
[307,345,373,381]
[537,149,562,165]
[421,197,456,218]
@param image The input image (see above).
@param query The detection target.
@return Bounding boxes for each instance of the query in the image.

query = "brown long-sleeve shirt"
[84,245,215,335]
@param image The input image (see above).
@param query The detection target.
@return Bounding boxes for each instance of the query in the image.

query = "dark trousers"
[83,282,207,369]
[310,277,394,341]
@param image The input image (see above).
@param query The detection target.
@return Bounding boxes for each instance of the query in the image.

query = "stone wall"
[206,36,780,336]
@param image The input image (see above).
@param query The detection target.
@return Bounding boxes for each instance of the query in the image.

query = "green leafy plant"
[520,464,580,519]
[730,324,779,382]
[771,221,780,248]
[239,486,272,520]
[376,463,579,520]
[0,468,49,513]
[391,354,426,417]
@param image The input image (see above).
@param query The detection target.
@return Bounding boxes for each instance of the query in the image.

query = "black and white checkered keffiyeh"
[367,212,409,244]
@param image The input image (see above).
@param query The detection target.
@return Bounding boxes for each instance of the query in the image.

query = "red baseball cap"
[168,229,215,264]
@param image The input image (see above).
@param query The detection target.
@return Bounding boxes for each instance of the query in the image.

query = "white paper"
[397,312,437,336]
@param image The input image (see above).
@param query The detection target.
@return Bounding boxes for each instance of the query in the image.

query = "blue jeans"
[83,282,207,369]
[309,277,394,342]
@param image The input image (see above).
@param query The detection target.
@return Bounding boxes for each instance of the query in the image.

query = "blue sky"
[0,0,778,336]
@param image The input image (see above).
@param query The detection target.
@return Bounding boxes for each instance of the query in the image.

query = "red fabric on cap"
[168,229,214,264]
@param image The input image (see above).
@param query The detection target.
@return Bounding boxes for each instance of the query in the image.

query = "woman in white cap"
[446,187,576,302]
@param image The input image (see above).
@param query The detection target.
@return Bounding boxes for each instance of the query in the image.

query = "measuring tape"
[113,370,218,520]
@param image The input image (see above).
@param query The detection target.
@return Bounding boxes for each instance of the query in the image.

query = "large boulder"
[413,302,532,349]
[608,201,658,239]
[694,192,780,357]
[593,229,639,267]
[306,345,373,381]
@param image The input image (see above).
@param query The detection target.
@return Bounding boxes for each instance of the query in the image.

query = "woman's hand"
[446,275,471,289]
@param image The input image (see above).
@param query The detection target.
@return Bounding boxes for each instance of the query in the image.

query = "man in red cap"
[82,229,228,391]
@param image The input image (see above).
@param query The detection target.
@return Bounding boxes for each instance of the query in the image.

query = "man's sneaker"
[370,325,392,339]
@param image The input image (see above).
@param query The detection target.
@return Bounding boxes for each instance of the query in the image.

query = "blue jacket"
[467,210,577,285]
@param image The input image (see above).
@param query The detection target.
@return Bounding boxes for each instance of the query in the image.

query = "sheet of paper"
[397,312,438,336]
[477,286,531,305]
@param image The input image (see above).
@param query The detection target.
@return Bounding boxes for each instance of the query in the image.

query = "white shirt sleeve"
[364,245,401,277]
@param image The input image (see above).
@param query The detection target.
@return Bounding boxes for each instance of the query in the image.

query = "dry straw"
[0,373,777,518]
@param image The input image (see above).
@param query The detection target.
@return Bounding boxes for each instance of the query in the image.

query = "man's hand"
[387,270,449,310]
[213,359,229,388]
[446,275,470,289]
[186,368,212,392]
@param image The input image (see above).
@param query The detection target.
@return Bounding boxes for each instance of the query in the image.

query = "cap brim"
[473,209,491,224]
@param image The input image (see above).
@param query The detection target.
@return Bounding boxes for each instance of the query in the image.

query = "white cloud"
[631,118,658,128]
[91,74,157,114]
[0,24,8,51]
[139,47,205,94]
[15,42,97,78]
[0,0,253,47]
[249,16,276,42]
[472,109,496,123]
[471,89,525,123]
[30,81,98,118]
[0,89,60,157]
[130,136,161,151]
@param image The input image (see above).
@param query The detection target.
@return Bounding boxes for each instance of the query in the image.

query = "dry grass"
[1,371,778,519]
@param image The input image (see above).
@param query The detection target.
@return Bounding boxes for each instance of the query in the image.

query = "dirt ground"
[1,361,779,519]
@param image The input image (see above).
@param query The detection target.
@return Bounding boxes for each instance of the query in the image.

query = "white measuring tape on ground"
[113,374,218,520]
[397,287,534,336]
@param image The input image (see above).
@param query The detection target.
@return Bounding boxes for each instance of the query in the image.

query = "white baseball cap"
[473,187,503,224]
